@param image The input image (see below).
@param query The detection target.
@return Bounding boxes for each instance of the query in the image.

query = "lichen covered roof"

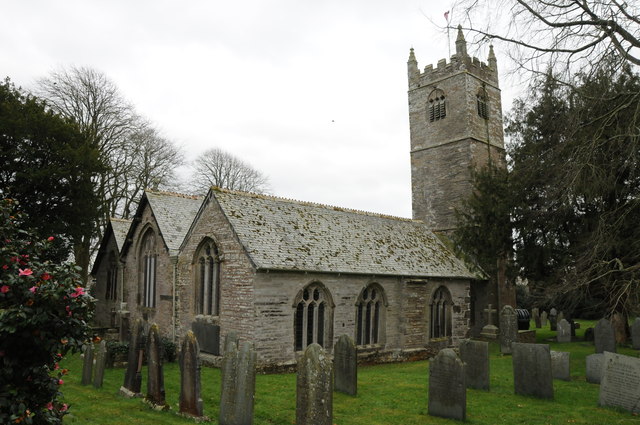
[212,188,480,279]
[145,191,204,255]
[109,218,132,252]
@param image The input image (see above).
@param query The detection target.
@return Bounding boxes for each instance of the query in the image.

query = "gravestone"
[192,321,220,355]
[93,340,107,389]
[549,308,558,331]
[428,348,466,421]
[179,331,204,419]
[595,318,616,353]
[586,353,605,384]
[557,319,571,343]
[459,339,490,391]
[598,352,640,414]
[220,336,256,425]
[121,319,145,397]
[296,343,332,425]
[540,311,548,327]
[532,308,541,329]
[550,351,570,381]
[480,304,499,339]
[499,305,518,354]
[512,342,554,399]
[145,324,168,410]
[557,311,564,324]
[334,334,357,395]
[632,318,640,350]
[81,344,94,386]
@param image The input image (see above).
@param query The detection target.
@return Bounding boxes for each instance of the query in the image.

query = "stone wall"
[92,233,118,328]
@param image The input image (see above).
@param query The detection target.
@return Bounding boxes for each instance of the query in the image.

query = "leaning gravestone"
[557,319,571,343]
[459,339,490,391]
[550,351,570,381]
[540,311,548,327]
[586,353,605,384]
[549,308,558,331]
[532,308,541,329]
[93,340,107,389]
[145,324,168,410]
[179,331,204,419]
[632,318,640,350]
[512,342,554,399]
[296,343,332,425]
[334,334,357,396]
[121,319,145,397]
[220,336,256,425]
[81,343,94,386]
[500,305,518,354]
[598,352,640,414]
[595,318,616,353]
[428,348,466,421]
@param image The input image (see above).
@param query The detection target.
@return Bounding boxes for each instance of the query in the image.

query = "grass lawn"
[59,320,640,424]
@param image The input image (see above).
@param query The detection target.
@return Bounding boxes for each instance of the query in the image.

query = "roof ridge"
[211,186,416,222]
[146,189,203,200]
[109,217,132,223]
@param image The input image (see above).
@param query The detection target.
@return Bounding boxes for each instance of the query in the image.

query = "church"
[91,28,514,369]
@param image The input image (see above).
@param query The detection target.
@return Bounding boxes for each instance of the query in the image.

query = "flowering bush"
[0,199,94,424]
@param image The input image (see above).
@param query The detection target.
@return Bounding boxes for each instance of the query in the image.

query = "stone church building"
[91,28,514,368]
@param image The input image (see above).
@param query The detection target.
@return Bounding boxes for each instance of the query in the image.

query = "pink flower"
[47,236,54,241]
[29,286,36,293]
[65,306,72,316]
[60,404,68,412]
[69,287,85,298]
[58,379,64,385]
[2,265,7,270]
[46,402,53,411]
[18,268,33,276]
[41,273,51,281]
[0,285,9,293]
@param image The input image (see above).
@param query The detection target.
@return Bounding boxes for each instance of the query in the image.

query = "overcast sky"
[1,0,517,218]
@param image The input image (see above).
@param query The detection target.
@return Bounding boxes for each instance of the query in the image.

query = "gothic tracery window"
[105,251,118,301]
[140,230,157,308]
[294,283,332,351]
[428,89,446,122]
[195,239,220,316]
[356,284,385,346]
[430,286,452,339]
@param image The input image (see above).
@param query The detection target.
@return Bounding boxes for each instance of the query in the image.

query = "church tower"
[408,26,505,233]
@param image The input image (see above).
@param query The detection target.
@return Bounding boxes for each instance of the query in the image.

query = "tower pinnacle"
[455,25,467,58]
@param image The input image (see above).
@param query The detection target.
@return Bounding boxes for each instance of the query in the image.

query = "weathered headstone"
[598,352,640,414]
[632,318,640,350]
[557,319,571,343]
[540,311,548,327]
[145,324,168,410]
[512,342,554,399]
[586,353,605,384]
[334,334,357,396]
[93,340,107,389]
[459,339,490,391]
[480,304,499,339]
[499,305,518,354]
[296,343,332,425]
[549,308,558,331]
[550,350,570,381]
[428,348,466,421]
[557,311,564,324]
[120,319,145,397]
[595,318,616,353]
[81,343,94,386]
[179,331,204,419]
[220,336,256,425]
[532,308,541,329]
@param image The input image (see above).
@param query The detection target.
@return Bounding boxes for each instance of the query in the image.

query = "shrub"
[0,199,94,424]
[160,337,177,363]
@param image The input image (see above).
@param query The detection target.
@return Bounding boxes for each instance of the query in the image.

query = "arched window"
[294,282,332,351]
[356,284,385,346]
[105,251,118,301]
[477,89,488,119]
[428,89,446,122]
[430,286,452,339]
[195,239,220,316]
[140,229,157,308]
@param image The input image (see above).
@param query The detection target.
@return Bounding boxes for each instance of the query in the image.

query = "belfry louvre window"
[428,89,446,122]
[294,283,330,351]
[195,239,220,316]
[477,93,488,119]
[140,230,157,308]
[430,286,452,339]
[356,284,384,346]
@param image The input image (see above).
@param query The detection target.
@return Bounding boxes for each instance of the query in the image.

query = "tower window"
[428,89,446,122]
[477,94,488,119]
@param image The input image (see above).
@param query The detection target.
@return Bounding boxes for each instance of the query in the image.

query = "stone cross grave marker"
[632,318,640,350]
[540,311,548,327]
[549,308,558,331]
[459,339,490,391]
[121,318,145,397]
[334,334,357,396]
[81,343,94,386]
[179,331,204,419]
[557,319,571,343]
[481,304,499,339]
[532,308,541,329]
[550,350,570,381]
[500,305,518,354]
[512,342,554,399]
[145,323,168,410]
[296,343,333,425]
[93,340,107,389]
[598,352,640,414]
[586,353,605,384]
[220,334,256,425]
[595,318,616,354]
[428,348,466,421]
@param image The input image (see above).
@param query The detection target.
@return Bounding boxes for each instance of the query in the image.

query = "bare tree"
[191,148,270,195]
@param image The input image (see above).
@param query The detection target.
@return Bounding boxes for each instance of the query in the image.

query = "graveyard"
[57,319,640,425]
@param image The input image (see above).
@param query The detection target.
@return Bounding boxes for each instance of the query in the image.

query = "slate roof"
[211,188,481,279]
[110,218,132,252]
